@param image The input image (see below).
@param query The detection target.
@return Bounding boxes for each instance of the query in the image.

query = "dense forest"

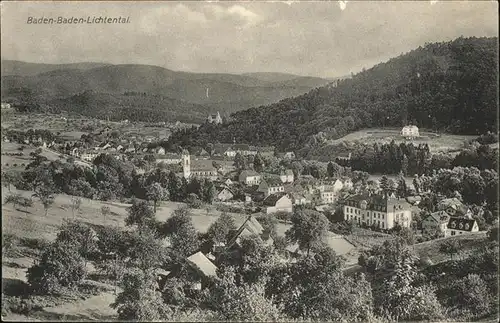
[167,37,498,151]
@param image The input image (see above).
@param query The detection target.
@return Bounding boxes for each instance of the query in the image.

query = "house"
[406,196,422,206]
[207,112,223,125]
[335,153,352,162]
[239,170,262,186]
[1,103,12,109]
[445,217,479,237]
[184,251,218,290]
[224,178,234,186]
[257,146,275,158]
[156,153,182,165]
[437,198,472,218]
[217,187,234,202]
[343,194,412,230]
[156,147,166,155]
[401,125,420,139]
[320,186,336,204]
[422,210,450,237]
[342,178,354,190]
[263,193,293,215]
[226,216,264,249]
[70,147,80,157]
[182,151,218,180]
[258,177,285,197]
[81,150,99,162]
[280,169,294,183]
[289,192,313,206]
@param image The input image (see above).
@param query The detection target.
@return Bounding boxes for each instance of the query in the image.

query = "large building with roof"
[182,151,218,180]
[401,125,420,139]
[445,217,479,237]
[343,194,412,230]
[207,112,223,125]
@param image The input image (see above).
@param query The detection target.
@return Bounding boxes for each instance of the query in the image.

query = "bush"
[1,296,43,316]
[451,274,493,317]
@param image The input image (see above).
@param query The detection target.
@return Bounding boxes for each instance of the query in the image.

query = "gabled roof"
[263,192,289,206]
[261,176,283,187]
[239,170,260,179]
[426,210,450,224]
[447,217,477,232]
[186,251,217,278]
[226,216,263,249]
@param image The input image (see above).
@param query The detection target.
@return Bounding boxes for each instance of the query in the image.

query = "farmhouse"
[217,187,234,202]
[401,125,420,139]
[263,193,293,215]
[437,198,472,218]
[422,210,450,237]
[258,177,285,197]
[445,217,479,237]
[239,170,262,186]
[343,194,412,230]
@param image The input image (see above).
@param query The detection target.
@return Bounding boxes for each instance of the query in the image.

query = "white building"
[401,125,420,139]
[207,112,223,125]
[239,170,262,186]
[280,169,294,184]
[264,193,293,214]
[343,194,412,230]
[258,178,285,197]
[445,217,479,237]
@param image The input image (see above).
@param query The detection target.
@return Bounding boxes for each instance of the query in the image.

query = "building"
[263,193,293,214]
[289,192,313,206]
[258,177,285,197]
[445,217,479,237]
[343,194,412,230]
[320,187,336,204]
[437,198,472,218]
[217,187,234,202]
[156,153,182,165]
[335,152,352,162]
[422,210,450,237]
[1,103,12,109]
[280,169,294,183]
[207,112,223,125]
[182,151,218,180]
[401,125,420,139]
[184,251,218,290]
[239,170,262,186]
[81,150,99,162]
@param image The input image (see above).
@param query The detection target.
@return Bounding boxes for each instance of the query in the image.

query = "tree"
[396,173,408,198]
[253,152,264,173]
[4,193,22,210]
[70,196,82,217]
[146,182,167,213]
[161,208,200,259]
[56,220,98,265]
[206,212,237,245]
[412,175,421,194]
[201,179,216,204]
[285,209,329,256]
[233,152,246,170]
[125,199,156,229]
[111,268,164,321]
[451,274,492,316]
[256,214,278,240]
[186,193,202,208]
[207,267,284,322]
[167,171,181,201]
[101,206,111,225]
[27,241,87,294]
[440,239,461,260]
[127,226,167,271]
[32,183,55,216]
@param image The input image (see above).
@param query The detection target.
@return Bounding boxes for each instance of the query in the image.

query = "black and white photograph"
[1,0,498,321]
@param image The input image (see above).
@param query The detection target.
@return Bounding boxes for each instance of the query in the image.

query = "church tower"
[182,149,191,179]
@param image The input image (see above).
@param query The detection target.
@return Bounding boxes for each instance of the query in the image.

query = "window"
[451,231,456,236]
[381,214,384,219]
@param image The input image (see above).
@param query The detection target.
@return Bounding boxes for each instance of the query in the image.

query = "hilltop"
[167,36,498,151]
[1,61,331,122]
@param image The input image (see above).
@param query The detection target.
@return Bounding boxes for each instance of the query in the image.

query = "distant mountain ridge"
[1,60,333,122]
[165,36,498,152]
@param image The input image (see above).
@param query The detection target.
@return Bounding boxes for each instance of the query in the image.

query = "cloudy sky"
[1,1,498,78]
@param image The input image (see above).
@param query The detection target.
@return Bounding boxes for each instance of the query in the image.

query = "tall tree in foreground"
[206,212,237,245]
[112,268,165,321]
[285,209,329,256]
[125,199,156,230]
[27,241,87,294]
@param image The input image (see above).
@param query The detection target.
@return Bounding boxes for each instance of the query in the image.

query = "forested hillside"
[168,37,497,151]
[1,62,330,122]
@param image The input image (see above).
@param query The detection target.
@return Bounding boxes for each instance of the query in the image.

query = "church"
[182,150,219,180]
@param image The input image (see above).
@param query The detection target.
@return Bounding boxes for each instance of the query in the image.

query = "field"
[329,128,477,153]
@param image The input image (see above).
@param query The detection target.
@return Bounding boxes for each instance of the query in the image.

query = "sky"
[1,0,498,78]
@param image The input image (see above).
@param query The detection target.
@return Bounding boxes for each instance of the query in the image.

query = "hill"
[166,37,498,151]
[1,60,112,76]
[1,62,331,122]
